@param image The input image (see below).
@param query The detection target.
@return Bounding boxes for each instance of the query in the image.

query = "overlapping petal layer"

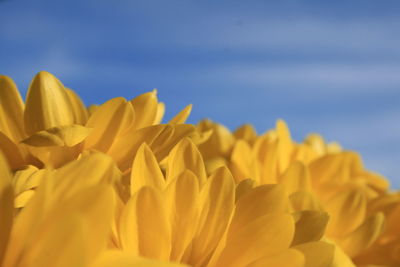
[0,72,397,267]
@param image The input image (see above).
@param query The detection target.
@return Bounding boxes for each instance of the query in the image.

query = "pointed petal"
[154,102,166,124]
[189,167,235,265]
[338,212,384,258]
[107,124,167,171]
[165,170,199,261]
[166,138,207,186]
[290,191,323,211]
[229,184,290,234]
[294,241,334,267]
[0,131,25,169]
[85,97,135,152]
[235,179,255,203]
[130,90,159,129]
[212,213,295,267]
[152,124,197,162]
[291,210,329,246]
[24,71,75,135]
[52,152,121,201]
[169,104,192,124]
[130,143,165,194]
[22,124,91,147]
[325,188,367,237]
[0,75,25,142]
[229,140,256,183]
[234,124,257,143]
[119,187,171,260]
[276,119,293,173]
[65,88,89,125]
[280,161,311,194]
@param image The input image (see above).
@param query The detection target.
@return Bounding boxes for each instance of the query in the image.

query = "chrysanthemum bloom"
[0,71,396,267]
[0,72,202,207]
[195,119,389,266]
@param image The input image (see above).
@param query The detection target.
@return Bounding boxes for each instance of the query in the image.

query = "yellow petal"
[253,136,279,184]
[130,90,158,129]
[20,213,87,267]
[13,165,40,194]
[229,184,290,234]
[247,249,305,267]
[107,124,168,171]
[26,144,82,168]
[325,188,367,238]
[233,124,257,143]
[85,97,135,152]
[0,152,13,262]
[55,185,116,261]
[90,251,188,267]
[130,143,165,194]
[229,139,257,183]
[22,124,91,147]
[338,212,384,258]
[211,213,295,267]
[189,167,235,265]
[119,187,171,260]
[276,119,293,173]
[280,161,311,194]
[165,170,199,261]
[290,191,323,211]
[0,75,25,142]
[294,241,334,267]
[24,71,75,135]
[166,137,207,186]
[0,131,25,169]
[154,102,166,124]
[65,88,89,125]
[304,133,327,156]
[169,104,192,124]
[235,178,255,203]
[291,210,329,246]
[197,120,234,159]
[14,189,35,208]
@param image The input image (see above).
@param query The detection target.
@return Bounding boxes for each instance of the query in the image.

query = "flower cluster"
[0,71,398,267]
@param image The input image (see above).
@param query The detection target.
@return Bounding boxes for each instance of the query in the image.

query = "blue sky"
[1,0,399,187]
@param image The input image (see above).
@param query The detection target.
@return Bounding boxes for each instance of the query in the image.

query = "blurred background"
[0,0,399,187]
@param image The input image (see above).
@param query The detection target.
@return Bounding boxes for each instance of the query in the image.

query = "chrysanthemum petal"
[291,210,329,246]
[0,75,25,142]
[166,137,207,186]
[294,241,334,267]
[165,170,199,261]
[85,97,135,152]
[280,161,311,194]
[0,131,25,169]
[210,213,295,267]
[120,187,171,260]
[24,71,75,135]
[130,143,165,194]
[22,124,91,147]
[189,167,235,265]
[130,90,158,128]
[169,104,192,124]
[338,212,384,258]
[65,88,89,125]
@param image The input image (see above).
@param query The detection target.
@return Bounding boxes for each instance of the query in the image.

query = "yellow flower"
[0,71,396,266]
